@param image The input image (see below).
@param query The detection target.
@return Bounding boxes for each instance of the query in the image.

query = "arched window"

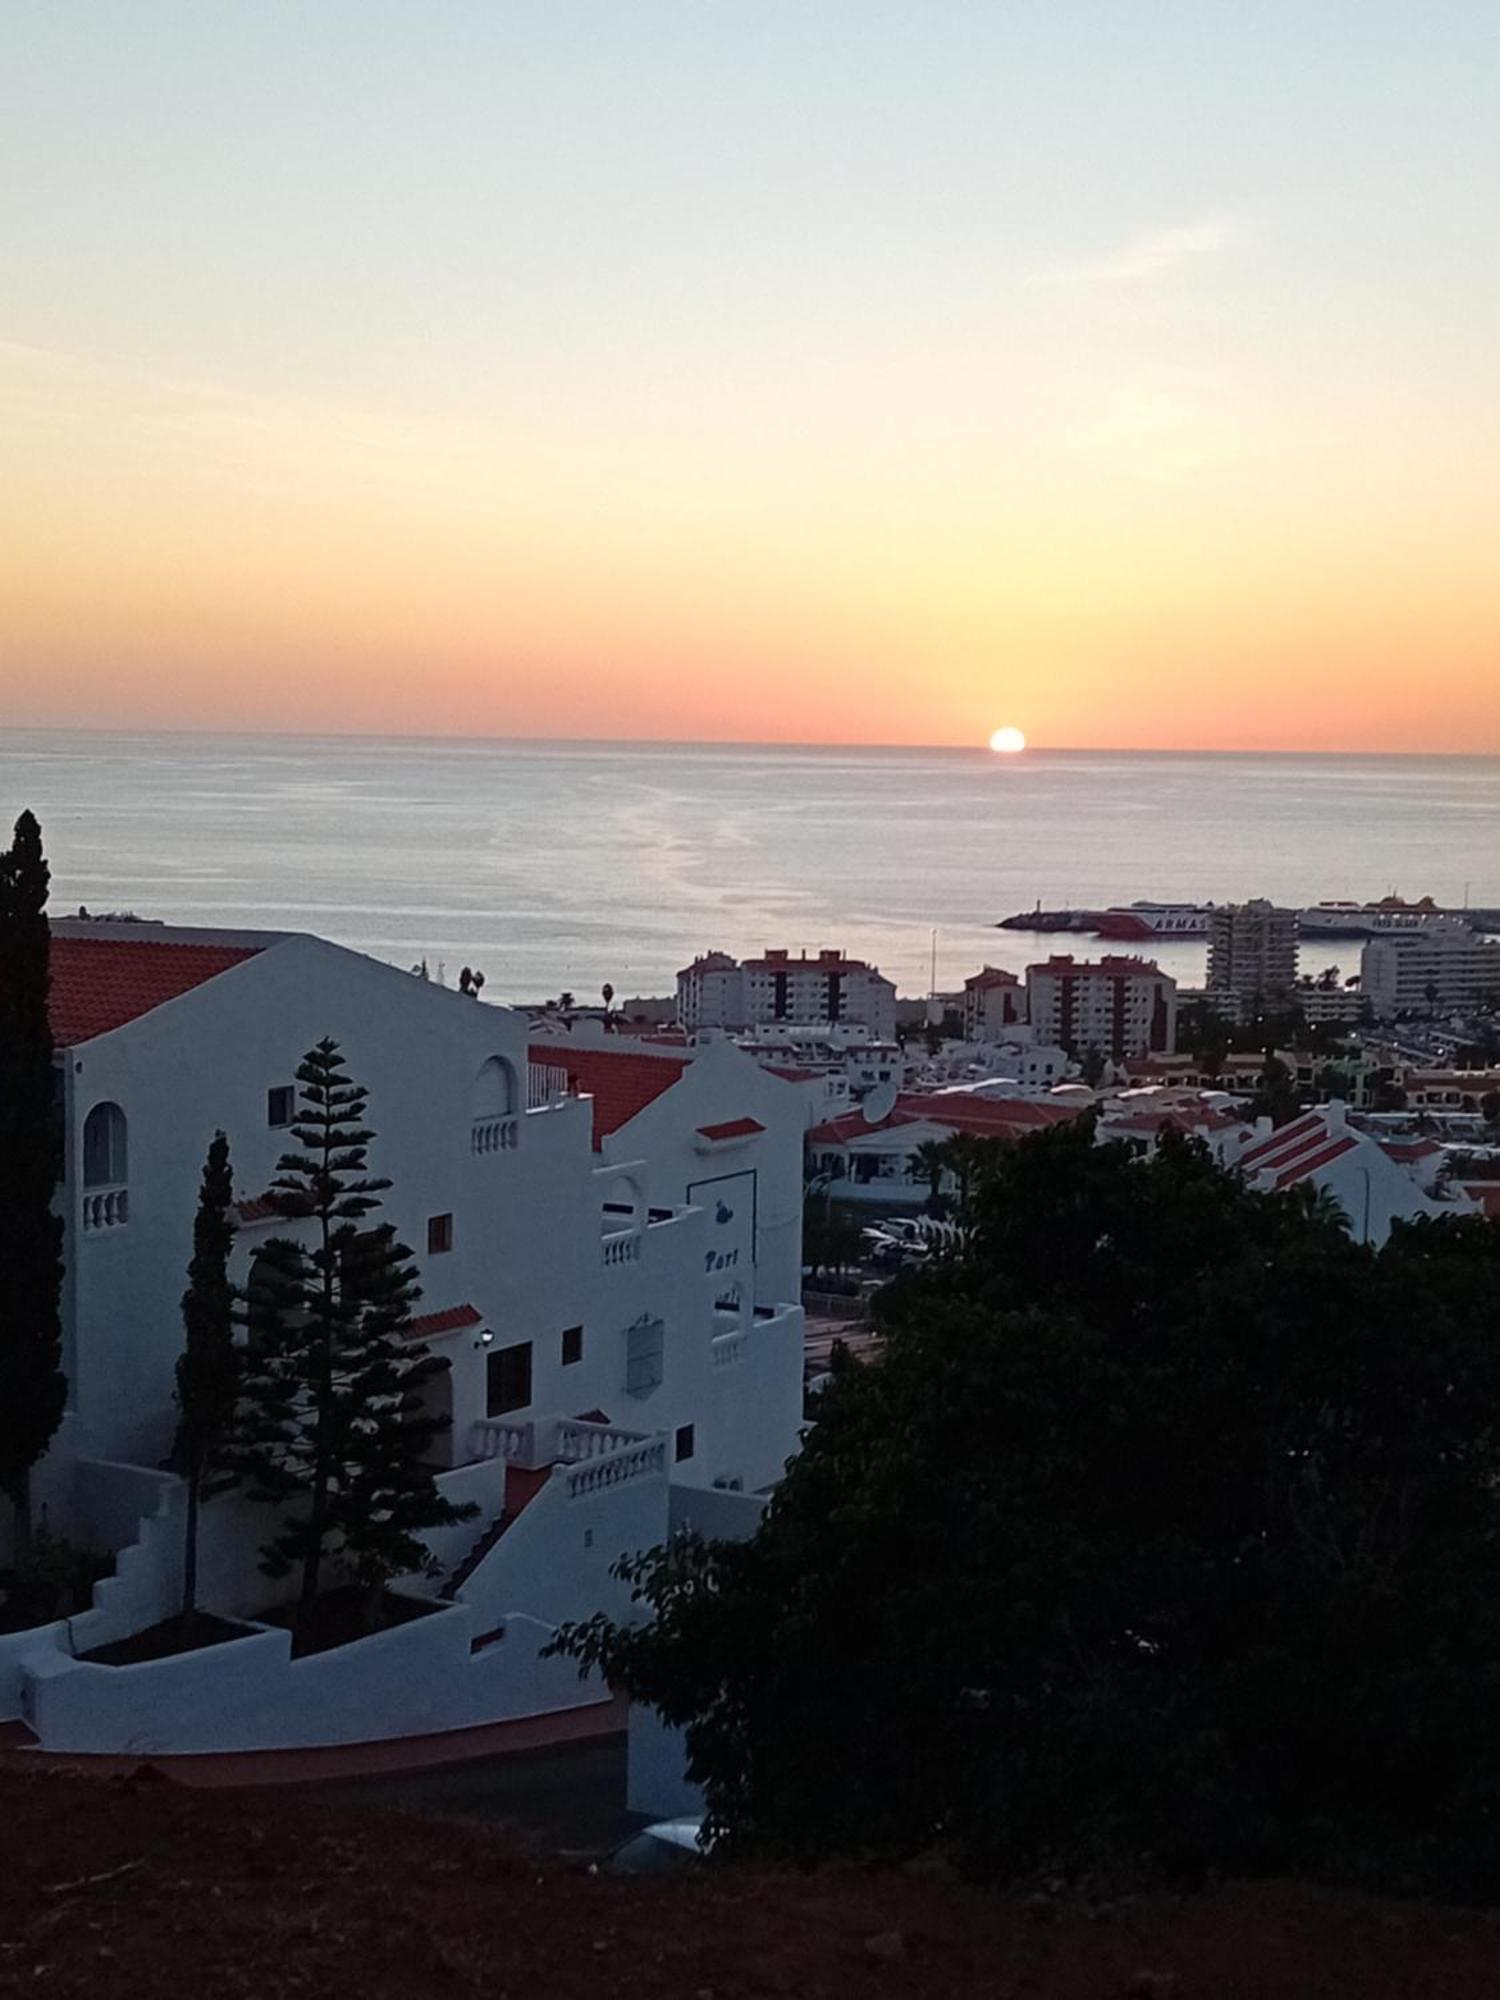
[472,1057,520,1153]
[82,1102,128,1188]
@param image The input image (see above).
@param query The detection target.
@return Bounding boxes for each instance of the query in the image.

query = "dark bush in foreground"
[553,1123,1500,1899]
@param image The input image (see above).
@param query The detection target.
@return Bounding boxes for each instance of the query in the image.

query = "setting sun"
[989,727,1027,754]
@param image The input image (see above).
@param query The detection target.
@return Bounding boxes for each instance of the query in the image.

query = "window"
[624,1315,665,1398]
[427,1212,454,1255]
[82,1102,127,1187]
[267,1085,295,1128]
[487,1340,532,1417]
[561,1324,583,1366]
[675,1423,695,1463]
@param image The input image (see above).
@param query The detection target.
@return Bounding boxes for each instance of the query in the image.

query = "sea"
[2,730,1497,1004]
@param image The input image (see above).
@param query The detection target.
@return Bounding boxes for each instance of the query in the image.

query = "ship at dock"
[998,900,1213,939]
[999,894,1500,940]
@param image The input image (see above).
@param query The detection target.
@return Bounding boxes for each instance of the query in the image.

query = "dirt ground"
[3,1763,1500,1998]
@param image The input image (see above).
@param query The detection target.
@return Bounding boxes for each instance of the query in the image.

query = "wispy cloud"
[1030,223,1231,290]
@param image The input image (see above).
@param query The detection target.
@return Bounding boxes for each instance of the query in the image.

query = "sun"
[988,726,1027,754]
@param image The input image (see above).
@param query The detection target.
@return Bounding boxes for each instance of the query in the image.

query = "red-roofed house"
[1229,1102,1463,1243]
[806,1088,1085,1206]
[13,922,805,1764]
[528,1030,805,1306]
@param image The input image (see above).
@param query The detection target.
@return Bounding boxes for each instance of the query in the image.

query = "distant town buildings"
[1025,954,1177,1060]
[1206,900,1298,1020]
[676,948,897,1040]
[1359,920,1500,1020]
[962,965,1026,1042]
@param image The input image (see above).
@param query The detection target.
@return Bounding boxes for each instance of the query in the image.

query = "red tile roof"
[527,1042,689,1149]
[697,1116,765,1142]
[49,935,262,1046]
[1460,1183,1500,1220]
[1269,1134,1358,1190]
[808,1093,1083,1145]
[1236,1111,1327,1172]
[1378,1137,1442,1163]
[407,1304,483,1341]
[235,1194,280,1224]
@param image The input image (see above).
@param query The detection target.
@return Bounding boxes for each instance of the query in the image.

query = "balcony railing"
[82,1185,129,1231]
[472,1115,519,1155]
[711,1329,746,1369]
[562,1436,666,1499]
[602,1230,642,1267]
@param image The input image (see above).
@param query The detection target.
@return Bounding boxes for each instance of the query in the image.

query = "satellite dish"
[862,1081,899,1125]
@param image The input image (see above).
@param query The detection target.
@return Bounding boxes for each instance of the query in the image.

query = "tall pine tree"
[230,1040,473,1640]
[0,812,67,1556]
[174,1132,240,1618]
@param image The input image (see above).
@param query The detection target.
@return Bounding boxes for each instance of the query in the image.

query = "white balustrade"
[602,1230,642,1267]
[82,1186,129,1231]
[469,1417,534,1463]
[472,1115,519,1155]
[711,1330,746,1369]
[555,1418,649,1462]
[564,1437,667,1499]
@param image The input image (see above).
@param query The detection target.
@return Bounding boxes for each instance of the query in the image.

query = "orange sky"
[4,9,1499,754]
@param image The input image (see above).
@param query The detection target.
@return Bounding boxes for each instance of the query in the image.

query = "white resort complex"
[3,921,806,1763]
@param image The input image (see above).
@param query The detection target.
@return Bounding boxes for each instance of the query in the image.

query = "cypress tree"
[329,1221,475,1631]
[230,1039,473,1641]
[0,811,67,1555]
[174,1132,240,1618]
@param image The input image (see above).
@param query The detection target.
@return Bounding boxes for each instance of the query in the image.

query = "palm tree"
[939,1132,996,1220]
[911,1140,949,1216]
[1294,1181,1350,1235]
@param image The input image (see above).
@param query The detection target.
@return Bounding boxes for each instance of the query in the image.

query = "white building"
[1360,921,1500,1020]
[962,966,1027,1042]
[676,948,897,1041]
[3,921,805,1760]
[1025,955,1177,1061]
[1207,900,1298,1020]
[806,1091,1083,1207]
[1228,1101,1466,1244]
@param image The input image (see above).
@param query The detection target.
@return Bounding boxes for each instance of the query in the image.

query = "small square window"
[561,1324,583,1366]
[674,1423,695,1463]
[267,1085,295,1128]
[427,1213,454,1256]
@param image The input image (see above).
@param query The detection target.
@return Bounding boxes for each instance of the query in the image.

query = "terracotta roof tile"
[527,1042,689,1149]
[48,935,262,1046]
[697,1117,765,1142]
[407,1304,483,1341]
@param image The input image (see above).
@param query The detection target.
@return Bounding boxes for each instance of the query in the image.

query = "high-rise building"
[1206,900,1298,1020]
[1024,954,1177,1061]
[962,965,1027,1042]
[1360,921,1500,1020]
[677,948,897,1039]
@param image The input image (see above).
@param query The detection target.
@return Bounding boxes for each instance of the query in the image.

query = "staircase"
[442,1463,552,1599]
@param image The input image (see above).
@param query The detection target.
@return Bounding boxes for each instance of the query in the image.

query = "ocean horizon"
[3,727,1497,1004]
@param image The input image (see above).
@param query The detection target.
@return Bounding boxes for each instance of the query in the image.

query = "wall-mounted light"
[475,1329,494,1349]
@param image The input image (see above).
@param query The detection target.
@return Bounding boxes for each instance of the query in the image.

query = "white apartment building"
[3,922,805,1763]
[962,966,1027,1042]
[676,948,897,1040]
[1025,955,1178,1061]
[1207,900,1299,1020]
[1360,921,1500,1020]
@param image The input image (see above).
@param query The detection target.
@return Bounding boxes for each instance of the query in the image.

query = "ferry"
[1296,897,1450,939]
[1092,901,1214,941]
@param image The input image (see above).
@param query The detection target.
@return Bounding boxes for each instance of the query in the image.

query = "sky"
[2,2,1498,752]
